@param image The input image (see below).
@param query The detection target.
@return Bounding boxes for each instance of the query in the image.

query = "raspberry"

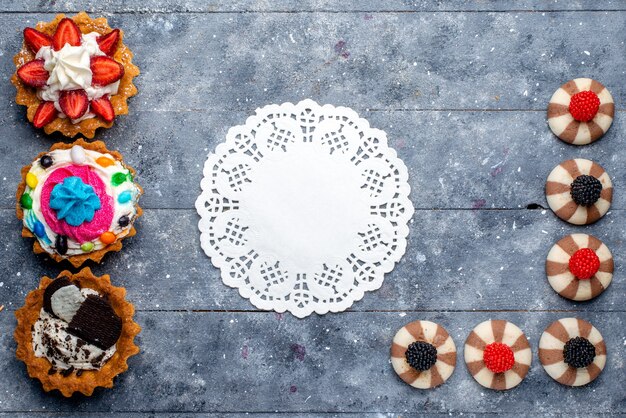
[569,248,600,280]
[483,342,515,373]
[570,175,602,207]
[405,341,437,371]
[568,90,600,122]
[563,337,596,368]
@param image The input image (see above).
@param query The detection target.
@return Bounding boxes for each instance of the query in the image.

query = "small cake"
[16,139,142,267]
[464,320,531,390]
[547,78,614,145]
[545,158,612,225]
[12,12,139,138]
[390,320,456,389]
[546,234,613,301]
[539,318,606,386]
[14,268,140,396]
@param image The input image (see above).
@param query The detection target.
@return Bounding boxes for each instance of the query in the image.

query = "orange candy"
[99,231,116,244]
[96,156,115,167]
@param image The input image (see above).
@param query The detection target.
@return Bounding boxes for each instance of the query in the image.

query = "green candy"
[111,172,131,187]
[20,193,33,209]
[81,242,94,252]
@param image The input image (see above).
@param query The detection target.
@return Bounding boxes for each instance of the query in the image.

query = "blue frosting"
[49,176,102,227]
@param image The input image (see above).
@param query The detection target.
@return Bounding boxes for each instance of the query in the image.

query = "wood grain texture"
[0,2,624,417]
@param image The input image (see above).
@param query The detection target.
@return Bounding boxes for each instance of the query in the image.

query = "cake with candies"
[390,320,457,389]
[16,139,142,267]
[464,320,531,390]
[547,78,614,145]
[545,158,612,225]
[546,234,613,301]
[539,318,606,386]
[12,12,139,138]
[14,268,140,396]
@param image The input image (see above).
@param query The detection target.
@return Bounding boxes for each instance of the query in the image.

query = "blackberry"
[570,175,602,206]
[405,341,437,371]
[563,336,596,368]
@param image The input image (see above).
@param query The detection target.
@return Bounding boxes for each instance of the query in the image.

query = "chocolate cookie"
[464,320,531,390]
[546,159,612,225]
[547,78,614,145]
[539,318,606,386]
[390,320,456,389]
[546,234,613,301]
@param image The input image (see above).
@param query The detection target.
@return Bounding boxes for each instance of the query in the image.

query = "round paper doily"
[195,99,414,317]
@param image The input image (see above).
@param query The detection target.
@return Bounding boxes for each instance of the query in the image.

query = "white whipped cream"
[35,32,120,123]
[32,288,116,371]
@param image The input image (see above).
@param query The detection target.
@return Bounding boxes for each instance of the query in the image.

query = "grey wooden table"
[0,1,624,416]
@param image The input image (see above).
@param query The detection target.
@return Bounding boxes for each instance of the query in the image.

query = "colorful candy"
[118,190,132,203]
[33,221,46,238]
[26,172,38,189]
[39,155,53,168]
[80,242,94,252]
[55,234,68,255]
[96,156,115,167]
[99,231,116,245]
[20,193,33,209]
[70,145,86,164]
[111,172,129,186]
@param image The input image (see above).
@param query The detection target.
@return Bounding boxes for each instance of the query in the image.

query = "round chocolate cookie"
[545,159,612,225]
[547,78,614,145]
[464,320,531,390]
[539,318,606,386]
[390,320,456,389]
[546,234,613,301]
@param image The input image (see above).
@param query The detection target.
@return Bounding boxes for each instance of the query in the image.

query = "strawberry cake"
[546,234,613,301]
[390,320,457,389]
[464,320,531,390]
[12,13,139,138]
[539,318,606,386]
[547,78,614,145]
[545,158,612,225]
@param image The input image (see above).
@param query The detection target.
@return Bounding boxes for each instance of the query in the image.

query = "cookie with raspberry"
[539,318,606,386]
[546,234,613,301]
[545,159,612,225]
[390,320,456,389]
[464,320,531,390]
[547,78,614,145]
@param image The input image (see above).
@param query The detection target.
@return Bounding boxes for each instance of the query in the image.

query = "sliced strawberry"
[90,96,115,122]
[53,18,81,51]
[90,56,124,86]
[23,28,53,53]
[33,101,58,128]
[97,29,120,56]
[17,59,49,88]
[59,89,89,119]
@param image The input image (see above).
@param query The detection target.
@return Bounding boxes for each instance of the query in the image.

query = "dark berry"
[39,154,53,168]
[118,215,130,228]
[55,234,68,255]
[405,341,437,371]
[570,175,602,207]
[563,336,596,368]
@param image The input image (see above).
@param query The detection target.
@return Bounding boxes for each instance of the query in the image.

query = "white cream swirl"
[32,288,116,371]
[35,32,121,122]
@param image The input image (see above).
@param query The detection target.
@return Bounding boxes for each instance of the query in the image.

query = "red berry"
[483,342,515,374]
[569,90,600,122]
[97,29,121,56]
[32,101,58,128]
[568,248,600,280]
[90,95,115,122]
[53,18,82,51]
[90,56,124,86]
[59,89,89,119]
[23,28,53,53]
[17,59,49,88]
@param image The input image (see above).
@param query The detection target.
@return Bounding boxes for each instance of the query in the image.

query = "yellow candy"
[26,172,38,189]
[96,157,115,167]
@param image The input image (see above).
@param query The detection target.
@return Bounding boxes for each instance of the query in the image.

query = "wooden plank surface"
[0,1,624,416]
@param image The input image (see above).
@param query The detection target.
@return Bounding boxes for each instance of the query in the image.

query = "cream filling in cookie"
[32,288,115,371]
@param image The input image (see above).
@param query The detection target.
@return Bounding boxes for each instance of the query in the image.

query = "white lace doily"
[195,99,414,317]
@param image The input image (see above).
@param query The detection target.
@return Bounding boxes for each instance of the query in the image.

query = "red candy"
[483,342,514,373]
[569,248,600,280]
[569,90,600,122]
